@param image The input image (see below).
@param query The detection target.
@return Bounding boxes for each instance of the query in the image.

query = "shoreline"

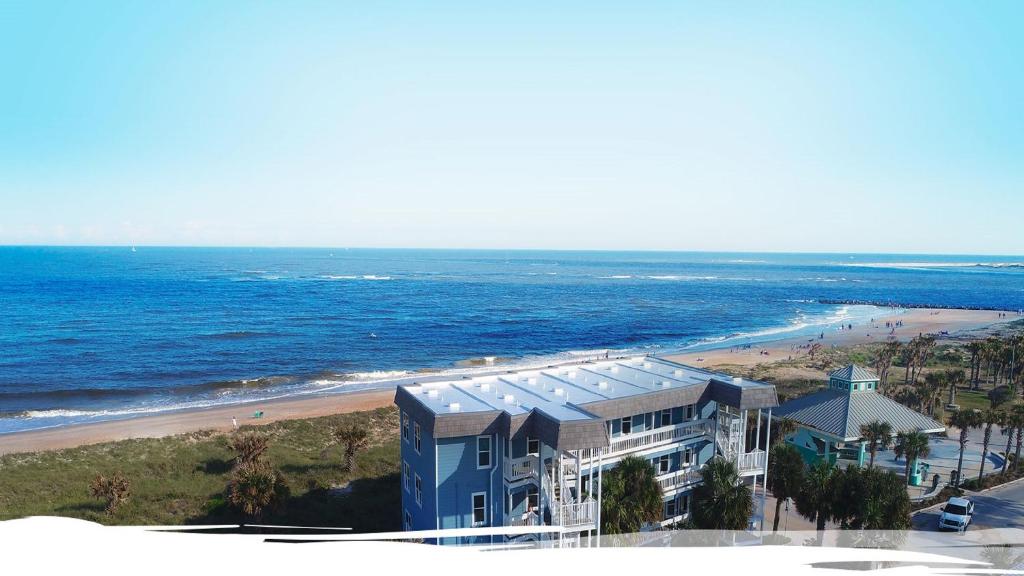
[1,307,1018,456]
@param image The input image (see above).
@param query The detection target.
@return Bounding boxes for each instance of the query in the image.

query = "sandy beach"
[0,307,1017,456]
[663,307,1016,369]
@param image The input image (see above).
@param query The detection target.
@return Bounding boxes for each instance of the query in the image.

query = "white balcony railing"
[737,449,767,474]
[559,499,596,527]
[656,468,703,492]
[504,455,539,483]
[603,419,713,458]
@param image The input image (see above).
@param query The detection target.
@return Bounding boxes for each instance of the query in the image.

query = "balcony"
[736,449,767,475]
[504,455,539,483]
[656,468,702,492]
[603,419,713,459]
[558,499,596,528]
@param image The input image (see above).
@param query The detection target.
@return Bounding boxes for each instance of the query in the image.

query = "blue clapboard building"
[394,356,778,545]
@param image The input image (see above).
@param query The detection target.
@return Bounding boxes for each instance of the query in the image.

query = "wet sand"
[1,308,1016,456]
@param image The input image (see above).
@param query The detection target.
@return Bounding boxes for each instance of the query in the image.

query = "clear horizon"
[4,244,1024,259]
[2,2,1022,253]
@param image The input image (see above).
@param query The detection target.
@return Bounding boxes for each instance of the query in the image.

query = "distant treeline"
[818,299,1016,312]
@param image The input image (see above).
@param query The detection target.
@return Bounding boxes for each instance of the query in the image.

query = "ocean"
[1,247,1022,434]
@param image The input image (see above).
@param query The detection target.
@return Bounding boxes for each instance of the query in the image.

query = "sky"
[1,1,1022,253]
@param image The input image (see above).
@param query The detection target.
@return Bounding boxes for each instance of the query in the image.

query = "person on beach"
[232,417,237,429]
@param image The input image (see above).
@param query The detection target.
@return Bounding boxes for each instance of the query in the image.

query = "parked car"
[937,497,974,532]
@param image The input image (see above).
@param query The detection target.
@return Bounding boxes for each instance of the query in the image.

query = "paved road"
[912,478,1024,531]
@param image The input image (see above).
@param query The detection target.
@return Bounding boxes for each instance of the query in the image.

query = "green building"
[773,365,945,471]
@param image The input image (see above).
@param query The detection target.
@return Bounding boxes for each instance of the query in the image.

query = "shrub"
[90,473,131,515]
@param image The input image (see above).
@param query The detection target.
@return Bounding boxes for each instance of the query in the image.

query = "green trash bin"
[909,459,925,481]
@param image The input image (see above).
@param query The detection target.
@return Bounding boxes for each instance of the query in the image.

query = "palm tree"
[950,409,983,486]
[978,408,1003,482]
[334,423,370,472]
[922,371,945,415]
[894,431,931,484]
[1013,405,1024,471]
[227,432,269,466]
[966,341,984,390]
[772,417,797,447]
[691,457,754,530]
[860,420,893,468]
[599,455,663,534]
[794,460,836,533]
[945,368,966,408]
[767,444,805,532]
[89,472,131,515]
[227,460,290,519]
[1000,409,1018,474]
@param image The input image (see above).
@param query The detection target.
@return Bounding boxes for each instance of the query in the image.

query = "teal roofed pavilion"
[773,364,945,472]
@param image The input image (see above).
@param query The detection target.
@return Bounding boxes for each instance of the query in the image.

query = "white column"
[755,408,762,452]
[596,447,603,546]
[760,408,772,532]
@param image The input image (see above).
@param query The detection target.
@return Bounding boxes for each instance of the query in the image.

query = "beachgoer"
[232,417,237,429]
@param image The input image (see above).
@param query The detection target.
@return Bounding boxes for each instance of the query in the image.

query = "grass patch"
[0,406,400,531]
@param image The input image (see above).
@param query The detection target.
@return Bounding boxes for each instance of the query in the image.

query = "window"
[414,422,422,453]
[403,461,411,492]
[527,437,540,456]
[683,447,694,466]
[680,494,690,515]
[660,409,671,427]
[656,455,670,474]
[621,417,632,435]
[852,383,860,391]
[477,436,492,469]
[666,498,677,518]
[404,510,412,530]
[414,474,423,506]
[527,487,539,511]
[402,412,410,442]
[472,492,487,526]
[686,404,695,420]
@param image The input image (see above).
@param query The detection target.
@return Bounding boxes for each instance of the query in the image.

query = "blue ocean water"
[1,247,1022,434]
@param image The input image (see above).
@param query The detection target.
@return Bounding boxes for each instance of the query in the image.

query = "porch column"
[593,448,598,541]
[760,408,771,532]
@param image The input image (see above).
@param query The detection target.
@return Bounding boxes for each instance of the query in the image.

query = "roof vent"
[449,402,461,412]
[554,388,564,396]
[611,366,619,373]
[568,371,577,378]
[480,383,490,392]
[427,389,439,398]
[661,380,671,387]
[598,381,608,389]
[504,394,515,404]
[674,369,683,377]
[528,377,537,385]
[643,362,652,369]
[732,376,742,384]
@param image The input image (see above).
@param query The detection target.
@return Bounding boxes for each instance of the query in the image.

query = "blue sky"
[1,1,1021,253]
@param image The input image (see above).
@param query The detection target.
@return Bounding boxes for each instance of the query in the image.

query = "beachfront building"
[773,365,945,474]
[394,356,778,545]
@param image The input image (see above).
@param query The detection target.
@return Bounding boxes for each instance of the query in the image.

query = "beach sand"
[0,389,395,456]
[1,308,1017,456]
[663,308,1015,369]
